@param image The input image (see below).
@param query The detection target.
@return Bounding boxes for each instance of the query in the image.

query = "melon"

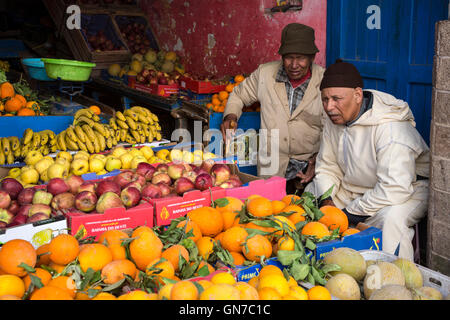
[130,60,143,74]
[413,286,443,300]
[131,53,143,62]
[369,284,413,300]
[325,273,361,300]
[323,247,367,281]
[108,64,121,77]
[161,61,174,73]
[393,258,423,289]
[144,50,157,63]
[363,261,406,299]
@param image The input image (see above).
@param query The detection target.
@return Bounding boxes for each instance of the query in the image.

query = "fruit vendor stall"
[0,0,448,307]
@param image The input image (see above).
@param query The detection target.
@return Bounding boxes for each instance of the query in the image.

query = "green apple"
[34,158,54,175]
[55,158,71,172]
[131,155,147,169]
[91,154,107,164]
[40,170,49,182]
[140,146,155,160]
[182,151,194,164]
[89,158,105,173]
[20,165,34,173]
[56,151,73,163]
[111,146,128,158]
[20,168,40,185]
[128,148,144,158]
[119,152,134,169]
[8,168,21,179]
[25,150,44,166]
[105,156,122,172]
[47,163,69,180]
[73,151,90,161]
[169,149,183,162]
[71,158,89,176]
[97,169,108,176]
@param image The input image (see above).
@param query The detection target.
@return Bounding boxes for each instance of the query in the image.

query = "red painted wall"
[140,0,327,79]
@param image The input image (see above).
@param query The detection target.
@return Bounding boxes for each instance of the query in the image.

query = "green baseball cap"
[278,23,319,56]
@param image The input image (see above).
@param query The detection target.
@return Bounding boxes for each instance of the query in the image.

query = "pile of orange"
[206,74,246,113]
[0,82,42,117]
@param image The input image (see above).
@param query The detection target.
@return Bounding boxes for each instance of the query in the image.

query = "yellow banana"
[14,146,21,158]
[32,132,41,148]
[85,138,95,154]
[111,135,118,146]
[23,128,34,145]
[147,131,154,143]
[151,113,159,122]
[6,152,14,165]
[49,138,57,147]
[21,144,30,157]
[74,125,87,143]
[40,130,56,140]
[50,144,57,153]
[115,129,121,142]
[65,136,79,151]
[130,130,141,144]
[57,131,67,151]
[125,116,137,130]
[155,132,162,141]
[116,119,129,130]
[95,131,106,151]
[124,110,139,122]
[75,116,95,127]
[115,111,126,122]
[106,136,113,149]
[41,145,50,156]
[9,136,20,151]
[103,125,111,139]
[2,137,11,154]
[93,122,107,136]
[81,124,96,141]
[109,118,118,130]
[120,129,127,142]
[74,108,93,120]
[76,139,87,152]
[92,114,100,122]
[39,132,49,146]
[66,127,79,142]
[125,134,136,145]
[92,134,100,153]
[137,113,150,124]
[0,151,5,165]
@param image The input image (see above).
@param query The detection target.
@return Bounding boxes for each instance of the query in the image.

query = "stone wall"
[428,20,450,276]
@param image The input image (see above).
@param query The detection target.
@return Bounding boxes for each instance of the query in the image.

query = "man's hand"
[220,113,238,143]
[296,154,317,184]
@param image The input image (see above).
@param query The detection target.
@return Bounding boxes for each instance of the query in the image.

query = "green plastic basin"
[41,59,96,82]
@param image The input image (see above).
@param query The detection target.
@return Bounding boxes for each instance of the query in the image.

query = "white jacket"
[310,89,430,217]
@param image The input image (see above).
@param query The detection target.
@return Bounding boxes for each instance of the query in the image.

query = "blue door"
[327,0,448,144]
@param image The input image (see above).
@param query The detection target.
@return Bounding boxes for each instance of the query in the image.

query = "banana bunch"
[108,106,163,145]
[56,108,119,153]
[0,129,57,165]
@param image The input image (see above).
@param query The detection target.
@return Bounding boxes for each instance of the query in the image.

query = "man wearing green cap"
[306,59,430,260]
[221,23,325,190]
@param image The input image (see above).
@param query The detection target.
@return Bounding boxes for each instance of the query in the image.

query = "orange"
[118,290,158,300]
[272,215,296,236]
[282,194,301,206]
[225,83,235,93]
[92,292,117,300]
[271,200,287,214]
[25,101,39,110]
[89,105,101,115]
[258,264,284,279]
[158,283,174,300]
[170,280,199,300]
[218,91,229,102]
[196,236,215,260]
[283,204,306,225]
[248,276,259,288]
[342,228,360,237]
[301,221,331,239]
[102,259,137,285]
[214,231,225,244]
[23,268,52,292]
[129,226,163,271]
[4,97,22,113]
[206,103,214,110]
[318,206,349,233]
[30,285,73,300]
[0,82,14,99]
[307,285,332,300]
[258,273,290,296]
[0,275,25,298]
[161,244,189,272]
[48,276,76,298]
[196,279,213,291]
[215,197,245,214]
[14,94,26,108]
[258,287,282,300]
[187,206,224,237]
[0,295,21,300]
[200,283,240,300]
[210,271,236,285]
[0,239,36,277]
[221,226,248,253]
[78,243,113,272]
[17,107,35,116]
[245,221,275,239]
[75,285,101,300]
[211,97,221,106]
[234,281,259,300]
[247,194,263,201]
[35,243,51,267]
[177,220,202,243]
[247,197,273,217]
[193,260,215,276]
[48,262,67,274]
[230,251,245,266]
[146,258,175,281]
[221,210,238,231]
[288,286,308,300]
[234,75,245,83]
[288,276,298,287]
[48,234,80,266]
[277,235,295,251]
[98,230,129,259]
[242,234,272,263]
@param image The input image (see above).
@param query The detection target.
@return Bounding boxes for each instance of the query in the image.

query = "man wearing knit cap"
[221,23,325,191]
[306,59,430,260]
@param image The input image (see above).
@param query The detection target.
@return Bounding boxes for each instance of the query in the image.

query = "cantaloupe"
[363,261,406,299]
[369,284,413,300]
[393,258,423,289]
[323,247,367,281]
[325,273,361,300]
[413,286,443,300]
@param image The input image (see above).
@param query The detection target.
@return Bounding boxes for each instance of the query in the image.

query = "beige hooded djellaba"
[306,89,430,259]
[223,60,325,178]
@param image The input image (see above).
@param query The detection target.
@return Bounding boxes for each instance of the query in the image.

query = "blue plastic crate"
[0,116,74,138]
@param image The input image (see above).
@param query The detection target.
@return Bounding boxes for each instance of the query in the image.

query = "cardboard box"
[0,216,68,249]
[131,81,179,98]
[234,227,383,282]
[179,76,228,94]
[66,202,154,240]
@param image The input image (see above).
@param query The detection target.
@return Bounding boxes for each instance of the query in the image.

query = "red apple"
[96,192,124,214]
[28,204,52,218]
[78,181,97,194]
[17,187,36,206]
[27,213,52,224]
[136,162,156,180]
[75,191,98,213]
[51,192,75,211]
[65,175,85,194]
[174,177,195,196]
[194,173,214,191]
[141,184,162,199]
[32,190,53,206]
[121,187,141,208]
[156,163,169,173]
[124,181,143,191]
[15,204,31,218]
[156,183,172,197]
[167,164,186,180]
[200,159,215,174]
[211,164,231,186]
[47,178,70,196]
[113,171,134,189]
[0,190,11,209]
[8,211,28,227]
[7,200,20,216]
[181,170,198,183]
[131,173,146,188]
[152,172,172,186]
[96,180,121,197]
[193,166,209,176]
[1,178,24,200]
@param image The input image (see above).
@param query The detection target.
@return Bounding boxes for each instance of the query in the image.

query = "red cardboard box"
[66,202,154,240]
[179,76,227,94]
[130,79,179,97]
[151,187,227,227]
